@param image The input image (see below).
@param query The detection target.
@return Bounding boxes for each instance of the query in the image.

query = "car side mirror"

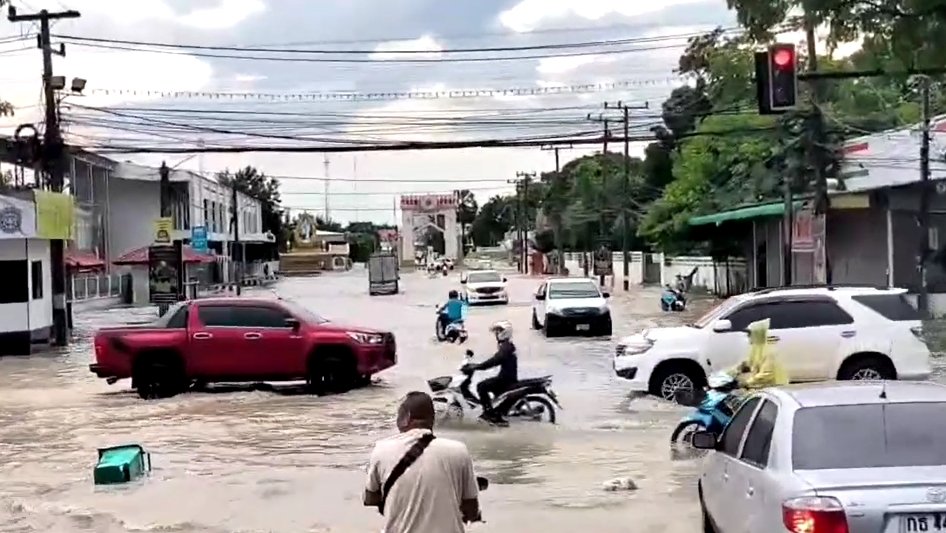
[460,278,467,284]
[502,277,507,282]
[477,476,489,491]
[535,294,546,301]
[285,318,301,332]
[602,292,611,298]
[465,349,474,357]
[691,431,718,450]
[712,319,733,333]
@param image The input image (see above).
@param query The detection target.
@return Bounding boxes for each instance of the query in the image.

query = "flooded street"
[0,271,824,531]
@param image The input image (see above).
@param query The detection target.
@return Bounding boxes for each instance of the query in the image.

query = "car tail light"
[911,325,926,341]
[782,496,849,533]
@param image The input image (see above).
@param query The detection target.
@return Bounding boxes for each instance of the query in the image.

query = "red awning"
[65,250,106,269]
[113,245,215,266]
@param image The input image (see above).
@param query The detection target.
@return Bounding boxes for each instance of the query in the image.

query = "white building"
[0,191,72,355]
[67,155,271,264]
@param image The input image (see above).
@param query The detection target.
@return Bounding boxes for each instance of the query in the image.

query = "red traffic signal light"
[773,48,794,68]
[767,43,797,111]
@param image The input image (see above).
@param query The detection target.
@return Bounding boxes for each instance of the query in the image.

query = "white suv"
[613,286,931,402]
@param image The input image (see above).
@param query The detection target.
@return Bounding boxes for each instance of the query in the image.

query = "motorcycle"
[435,302,469,343]
[660,285,687,312]
[428,349,561,425]
[670,372,745,444]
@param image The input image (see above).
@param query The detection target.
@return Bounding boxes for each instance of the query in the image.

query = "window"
[740,400,778,467]
[467,272,502,284]
[766,300,853,329]
[165,306,188,328]
[792,402,946,470]
[725,305,771,331]
[726,299,853,330]
[720,396,761,457]
[197,305,289,328]
[548,282,600,299]
[231,307,289,328]
[203,199,209,229]
[852,294,921,321]
[30,261,43,300]
[0,260,28,303]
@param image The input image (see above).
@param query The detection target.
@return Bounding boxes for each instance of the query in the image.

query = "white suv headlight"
[616,341,653,356]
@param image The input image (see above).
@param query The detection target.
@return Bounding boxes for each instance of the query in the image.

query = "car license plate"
[901,514,946,532]
[576,324,590,331]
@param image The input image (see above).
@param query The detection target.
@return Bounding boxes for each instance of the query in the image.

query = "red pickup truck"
[90,297,397,399]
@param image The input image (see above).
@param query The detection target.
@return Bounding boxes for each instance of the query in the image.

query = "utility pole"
[804,18,831,285]
[918,75,932,316]
[513,171,535,274]
[9,6,80,346]
[541,144,572,274]
[323,154,330,221]
[231,184,242,296]
[587,113,611,287]
[507,178,522,272]
[604,101,648,291]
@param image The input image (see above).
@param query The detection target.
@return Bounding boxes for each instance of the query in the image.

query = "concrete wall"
[108,178,160,261]
[0,239,51,335]
[561,252,747,295]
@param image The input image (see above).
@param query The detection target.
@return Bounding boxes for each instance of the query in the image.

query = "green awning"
[688,201,803,227]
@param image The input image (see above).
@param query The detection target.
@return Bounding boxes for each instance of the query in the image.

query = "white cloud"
[499,0,708,33]
[536,54,616,75]
[40,0,265,30]
[369,35,443,61]
[177,0,267,30]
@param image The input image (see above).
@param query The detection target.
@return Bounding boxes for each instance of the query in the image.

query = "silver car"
[692,381,946,533]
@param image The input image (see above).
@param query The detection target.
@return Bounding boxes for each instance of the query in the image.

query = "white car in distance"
[461,270,508,305]
[612,285,932,402]
[532,278,612,337]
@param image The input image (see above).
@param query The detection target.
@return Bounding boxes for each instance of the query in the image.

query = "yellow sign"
[33,190,74,240]
[154,217,173,243]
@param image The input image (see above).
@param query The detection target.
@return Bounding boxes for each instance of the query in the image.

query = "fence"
[560,251,749,296]
[70,273,123,302]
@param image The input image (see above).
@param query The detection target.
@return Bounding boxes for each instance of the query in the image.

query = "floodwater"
[0,270,858,532]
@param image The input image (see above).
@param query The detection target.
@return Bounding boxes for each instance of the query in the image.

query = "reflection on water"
[0,273,887,532]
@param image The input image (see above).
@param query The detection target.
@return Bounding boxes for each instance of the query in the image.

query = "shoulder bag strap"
[378,433,436,515]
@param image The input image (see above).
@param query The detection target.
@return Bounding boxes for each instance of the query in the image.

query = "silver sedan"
[692,380,946,533]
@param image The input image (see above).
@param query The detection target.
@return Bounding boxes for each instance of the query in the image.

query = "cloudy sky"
[0,0,740,223]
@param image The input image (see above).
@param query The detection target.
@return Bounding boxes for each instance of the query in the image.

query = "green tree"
[217,166,284,241]
[470,195,514,246]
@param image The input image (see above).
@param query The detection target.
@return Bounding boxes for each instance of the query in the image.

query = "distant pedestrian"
[364,391,481,532]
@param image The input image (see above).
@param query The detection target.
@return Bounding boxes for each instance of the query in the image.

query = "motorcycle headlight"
[347,331,385,344]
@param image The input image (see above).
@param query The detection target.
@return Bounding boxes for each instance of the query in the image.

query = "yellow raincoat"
[729,318,789,389]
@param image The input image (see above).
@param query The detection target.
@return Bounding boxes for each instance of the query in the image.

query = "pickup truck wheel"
[134,356,185,400]
[307,349,358,395]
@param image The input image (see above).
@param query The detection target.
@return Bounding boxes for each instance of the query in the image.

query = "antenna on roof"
[879,380,888,399]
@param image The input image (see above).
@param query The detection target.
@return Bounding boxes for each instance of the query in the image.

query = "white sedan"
[532,278,612,337]
[461,270,508,305]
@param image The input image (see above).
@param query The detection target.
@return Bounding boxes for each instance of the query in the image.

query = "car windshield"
[280,300,328,324]
[548,282,599,299]
[793,402,946,470]
[692,296,744,328]
[467,272,501,283]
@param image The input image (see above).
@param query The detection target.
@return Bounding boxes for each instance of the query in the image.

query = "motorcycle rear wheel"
[509,395,556,424]
[670,420,705,444]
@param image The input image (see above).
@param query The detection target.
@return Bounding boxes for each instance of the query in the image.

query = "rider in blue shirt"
[438,290,464,335]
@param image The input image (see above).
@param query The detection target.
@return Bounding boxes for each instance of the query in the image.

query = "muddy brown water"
[2,270,936,532]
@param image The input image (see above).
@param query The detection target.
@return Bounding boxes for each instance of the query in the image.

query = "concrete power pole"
[604,101,647,291]
[231,184,242,296]
[918,75,932,316]
[323,154,330,221]
[8,6,80,346]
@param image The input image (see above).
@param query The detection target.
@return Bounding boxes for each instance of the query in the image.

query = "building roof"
[113,245,215,265]
[65,250,105,269]
[689,200,805,227]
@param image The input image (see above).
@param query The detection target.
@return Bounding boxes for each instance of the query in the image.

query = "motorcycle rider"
[728,318,788,389]
[469,321,518,426]
[437,290,465,337]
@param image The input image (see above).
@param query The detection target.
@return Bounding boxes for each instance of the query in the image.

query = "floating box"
[94,444,151,485]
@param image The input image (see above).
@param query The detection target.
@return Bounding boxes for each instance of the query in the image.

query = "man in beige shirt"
[364,391,481,532]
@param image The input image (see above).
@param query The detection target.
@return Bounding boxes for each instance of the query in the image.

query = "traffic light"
[754,43,798,115]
